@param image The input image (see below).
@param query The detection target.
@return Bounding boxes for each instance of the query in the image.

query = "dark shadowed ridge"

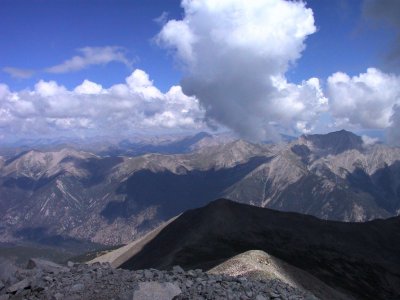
[102,156,270,221]
[120,199,400,300]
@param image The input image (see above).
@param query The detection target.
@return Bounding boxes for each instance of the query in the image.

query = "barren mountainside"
[0,130,399,247]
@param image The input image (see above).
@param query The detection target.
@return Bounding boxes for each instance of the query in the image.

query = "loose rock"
[0,258,319,300]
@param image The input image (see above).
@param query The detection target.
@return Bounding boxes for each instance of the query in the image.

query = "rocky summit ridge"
[0,258,316,300]
[117,199,400,300]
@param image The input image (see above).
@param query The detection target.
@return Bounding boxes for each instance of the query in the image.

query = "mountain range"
[0,130,399,247]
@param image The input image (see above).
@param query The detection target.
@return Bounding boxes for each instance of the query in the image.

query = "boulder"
[132,281,181,300]
[27,258,67,274]
[6,279,30,294]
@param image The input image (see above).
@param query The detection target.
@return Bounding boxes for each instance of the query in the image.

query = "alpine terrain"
[0,130,399,248]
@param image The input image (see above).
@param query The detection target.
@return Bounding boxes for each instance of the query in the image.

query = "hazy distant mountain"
[0,131,233,158]
[118,199,400,300]
[0,130,399,247]
[109,132,216,156]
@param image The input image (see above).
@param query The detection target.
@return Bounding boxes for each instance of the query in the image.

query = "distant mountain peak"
[300,129,363,155]
[302,129,360,140]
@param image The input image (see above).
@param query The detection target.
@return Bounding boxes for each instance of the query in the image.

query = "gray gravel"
[0,259,319,300]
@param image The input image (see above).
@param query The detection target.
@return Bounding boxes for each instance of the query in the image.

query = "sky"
[1,0,400,144]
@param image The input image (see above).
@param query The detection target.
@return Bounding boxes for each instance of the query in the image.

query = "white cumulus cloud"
[387,105,400,146]
[327,68,400,129]
[35,80,67,97]
[74,80,104,95]
[156,0,325,140]
[0,69,205,141]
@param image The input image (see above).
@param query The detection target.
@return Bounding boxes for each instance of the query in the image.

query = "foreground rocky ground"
[0,258,318,300]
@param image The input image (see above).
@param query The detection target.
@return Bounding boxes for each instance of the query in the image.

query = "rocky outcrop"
[208,250,351,300]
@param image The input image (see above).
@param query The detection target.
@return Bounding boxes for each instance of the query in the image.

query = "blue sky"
[0,0,394,89]
[290,0,395,81]
[0,0,182,91]
[1,0,400,143]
